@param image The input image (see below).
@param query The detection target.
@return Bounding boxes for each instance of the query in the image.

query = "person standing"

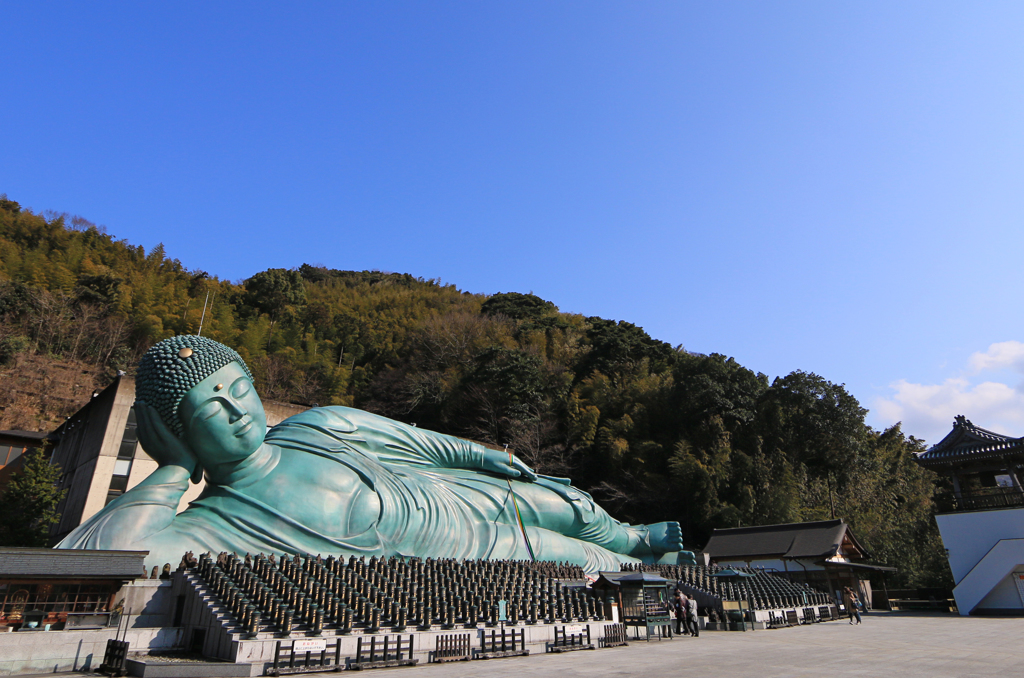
[686,593,700,637]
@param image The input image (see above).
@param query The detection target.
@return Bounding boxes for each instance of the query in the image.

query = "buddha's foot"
[645,521,684,554]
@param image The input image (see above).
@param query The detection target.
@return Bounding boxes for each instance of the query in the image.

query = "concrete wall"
[948,538,1024,615]
[0,626,182,676]
[935,508,1024,614]
[118,580,179,629]
[85,379,137,524]
[935,508,1024,583]
[976,570,1024,611]
[263,401,309,427]
[50,381,122,542]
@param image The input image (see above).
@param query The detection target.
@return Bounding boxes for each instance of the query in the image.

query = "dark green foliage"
[758,370,869,477]
[243,268,307,319]
[299,264,428,289]
[0,281,34,318]
[0,196,952,586]
[471,348,544,416]
[0,195,21,215]
[481,292,557,320]
[578,317,677,379]
[76,272,124,304]
[0,335,31,364]
[0,448,66,547]
[672,353,768,444]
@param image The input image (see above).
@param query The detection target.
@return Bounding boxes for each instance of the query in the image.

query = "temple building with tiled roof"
[701,519,894,609]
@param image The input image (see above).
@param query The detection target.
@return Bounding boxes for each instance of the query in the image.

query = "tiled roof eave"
[918,449,1024,467]
[920,440,1024,459]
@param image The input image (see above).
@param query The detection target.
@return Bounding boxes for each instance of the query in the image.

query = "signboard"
[498,600,507,622]
[292,639,327,653]
[564,624,584,635]
[721,600,748,611]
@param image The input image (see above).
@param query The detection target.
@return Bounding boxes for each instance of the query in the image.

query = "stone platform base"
[126,659,254,678]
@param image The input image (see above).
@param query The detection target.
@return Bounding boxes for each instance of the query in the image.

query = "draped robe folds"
[57,407,658,572]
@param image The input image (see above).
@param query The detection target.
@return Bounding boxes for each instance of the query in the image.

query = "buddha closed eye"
[180,365,267,464]
[195,379,252,422]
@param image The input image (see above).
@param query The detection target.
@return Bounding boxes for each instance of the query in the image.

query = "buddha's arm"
[56,466,189,551]
[333,408,536,480]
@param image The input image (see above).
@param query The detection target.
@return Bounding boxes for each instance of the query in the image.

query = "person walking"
[675,591,688,635]
[686,593,700,637]
[842,587,859,625]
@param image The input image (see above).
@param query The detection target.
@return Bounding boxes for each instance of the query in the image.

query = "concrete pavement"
[350,612,1021,678]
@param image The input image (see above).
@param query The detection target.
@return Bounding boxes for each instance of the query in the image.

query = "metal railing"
[954,487,1024,511]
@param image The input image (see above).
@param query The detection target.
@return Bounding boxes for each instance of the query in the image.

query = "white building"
[916,415,1024,616]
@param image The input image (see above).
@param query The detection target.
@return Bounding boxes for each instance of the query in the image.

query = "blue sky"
[3,2,1024,444]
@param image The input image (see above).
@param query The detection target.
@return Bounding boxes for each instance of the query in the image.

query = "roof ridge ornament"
[954,414,973,428]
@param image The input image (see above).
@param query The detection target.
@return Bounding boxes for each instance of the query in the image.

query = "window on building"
[0,580,118,617]
[104,408,139,505]
[0,445,25,467]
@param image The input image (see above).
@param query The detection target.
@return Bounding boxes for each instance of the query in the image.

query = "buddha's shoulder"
[271,406,409,435]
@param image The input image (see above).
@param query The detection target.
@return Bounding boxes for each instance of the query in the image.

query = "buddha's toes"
[646,521,684,554]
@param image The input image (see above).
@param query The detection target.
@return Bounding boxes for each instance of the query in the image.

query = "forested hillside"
[0,196,950,586]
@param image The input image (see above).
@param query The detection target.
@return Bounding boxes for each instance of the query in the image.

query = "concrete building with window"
[48,375,309,546]
[916,415,1024,615]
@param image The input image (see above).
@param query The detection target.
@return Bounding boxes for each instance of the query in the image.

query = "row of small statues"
[144,551,204,579]
[189,551,605,637]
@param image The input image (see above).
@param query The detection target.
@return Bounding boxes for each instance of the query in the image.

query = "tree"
[243,268,307,319]
[757,370,868,477]
[243,268,307,349]
[672,352,768,450]
[480,292,557,320]
[463,347,545,444]
[576,317,676,380]
[0,448,65,546]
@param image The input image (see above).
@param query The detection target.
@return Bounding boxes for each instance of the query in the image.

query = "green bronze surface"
[57,336,692,572]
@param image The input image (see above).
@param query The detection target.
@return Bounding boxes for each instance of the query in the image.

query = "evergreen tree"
[0,448,66,547]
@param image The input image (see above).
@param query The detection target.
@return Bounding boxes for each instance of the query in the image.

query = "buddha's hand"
[135,403,199,478]
[478,448,538,482]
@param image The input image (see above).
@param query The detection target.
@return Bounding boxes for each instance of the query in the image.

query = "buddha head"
[136,336,267,469]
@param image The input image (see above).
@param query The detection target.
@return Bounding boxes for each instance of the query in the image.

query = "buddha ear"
[191,464,204,484]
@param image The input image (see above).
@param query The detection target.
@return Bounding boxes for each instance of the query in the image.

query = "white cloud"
[874,341,1024,445]
[967,340,1024,374]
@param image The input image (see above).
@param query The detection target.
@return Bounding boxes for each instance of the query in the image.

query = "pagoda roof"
[915,416,1024,469]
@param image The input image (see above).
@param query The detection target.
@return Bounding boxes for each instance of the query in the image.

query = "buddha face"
[178,362,267,465]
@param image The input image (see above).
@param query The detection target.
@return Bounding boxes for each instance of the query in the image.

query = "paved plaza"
[361,612,1019,678]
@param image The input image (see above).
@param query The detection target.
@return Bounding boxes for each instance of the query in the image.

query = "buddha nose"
[223,397,248,422]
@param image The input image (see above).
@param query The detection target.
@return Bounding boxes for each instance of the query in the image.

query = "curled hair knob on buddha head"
[135,335,254,437]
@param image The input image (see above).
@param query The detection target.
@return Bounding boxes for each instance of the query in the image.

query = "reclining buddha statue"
[57,336,690,572]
